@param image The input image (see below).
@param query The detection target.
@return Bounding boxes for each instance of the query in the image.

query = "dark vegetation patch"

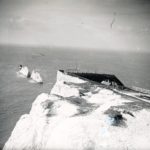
[138,95,150,100]
[41,100,53,109]
[76,105,98,116]
[104,109,127,127]
[122,110,135,117]
[66,96,88,106]
[46,113,56,117]
[66,96,99,116]
[64,81,93,92]
[105,107,134,118]
[117,100,150,112]
[104,98,150,119]
[104,99,150,127]
[51,94,65,100]
[64,81,100,95]
[41,100,56,117]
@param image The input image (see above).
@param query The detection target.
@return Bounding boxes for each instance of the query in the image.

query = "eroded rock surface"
[4,71,150,150]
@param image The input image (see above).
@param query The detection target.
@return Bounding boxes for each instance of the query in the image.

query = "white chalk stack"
[30,70,43,84]
[17,66,30,78]
[17,65,43,84]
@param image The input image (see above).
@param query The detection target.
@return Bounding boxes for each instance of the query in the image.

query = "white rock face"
[17,66,30,78]
[30,70,43,83]
[51,81,80,97]
[4,71,150,150]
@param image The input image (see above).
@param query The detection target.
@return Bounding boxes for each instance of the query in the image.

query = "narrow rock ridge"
[3,70,150,150]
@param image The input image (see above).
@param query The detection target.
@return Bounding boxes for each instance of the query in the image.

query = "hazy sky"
[0,0,150,51]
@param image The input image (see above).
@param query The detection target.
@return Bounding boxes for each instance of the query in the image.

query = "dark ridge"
[60,70,125,89]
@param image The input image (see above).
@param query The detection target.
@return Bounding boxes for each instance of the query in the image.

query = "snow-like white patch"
[87,88,126,111]
[51,100,78,117]
[57,70,86,84]
[30,93,50,117]
[30,70,43,83]
[51,81,80,97]
[17,66,30,78]
[4,71,150,150]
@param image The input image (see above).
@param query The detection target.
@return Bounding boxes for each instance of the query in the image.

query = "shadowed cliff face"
[3,71,150,150]
[0,0,150,51]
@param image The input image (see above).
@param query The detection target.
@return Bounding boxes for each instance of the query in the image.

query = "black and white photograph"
[0,0,150,149]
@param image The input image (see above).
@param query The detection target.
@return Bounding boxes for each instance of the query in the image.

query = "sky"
[0,0,150,51]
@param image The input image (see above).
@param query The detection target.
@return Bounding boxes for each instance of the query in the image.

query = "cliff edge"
[3,70,150,150]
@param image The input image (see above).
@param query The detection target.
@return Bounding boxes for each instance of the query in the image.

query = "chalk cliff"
[3,70,150,150]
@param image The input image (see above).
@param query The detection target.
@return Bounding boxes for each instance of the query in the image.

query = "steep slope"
[3,71,150,150]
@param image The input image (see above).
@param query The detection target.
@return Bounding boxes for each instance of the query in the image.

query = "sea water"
[0,45,150,148]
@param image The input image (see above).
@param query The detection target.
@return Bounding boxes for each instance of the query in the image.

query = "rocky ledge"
[3,70,150,150]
